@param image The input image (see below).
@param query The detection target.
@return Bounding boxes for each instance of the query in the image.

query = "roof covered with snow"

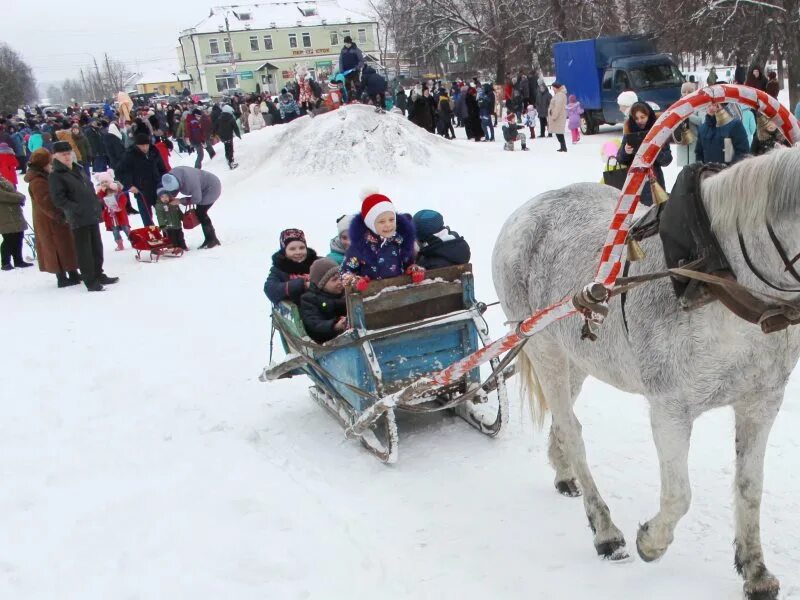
[134,70,186,85]
[183,1,373,35]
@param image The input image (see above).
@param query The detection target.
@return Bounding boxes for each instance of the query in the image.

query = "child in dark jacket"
[155,188,188,251]
[412,210,471,270]
[265,228,318,304]
[341,192,423,291]
[300,257,348,344]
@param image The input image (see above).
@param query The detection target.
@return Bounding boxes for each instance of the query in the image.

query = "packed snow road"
[1,106,798,599]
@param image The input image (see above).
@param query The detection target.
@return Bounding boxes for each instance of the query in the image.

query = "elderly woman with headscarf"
[22,148,80,286]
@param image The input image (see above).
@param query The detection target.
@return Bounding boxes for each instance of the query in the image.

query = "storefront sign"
[239,71,254,80]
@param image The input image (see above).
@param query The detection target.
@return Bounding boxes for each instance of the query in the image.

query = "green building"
[177,2,379,96]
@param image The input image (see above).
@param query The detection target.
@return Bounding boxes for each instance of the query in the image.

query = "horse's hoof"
[744,577,780,600]
[555,479,581,497]
[636,522,668,563]
[596,538,629,561]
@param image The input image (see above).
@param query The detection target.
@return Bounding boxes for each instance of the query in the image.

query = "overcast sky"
[5,0,372,93]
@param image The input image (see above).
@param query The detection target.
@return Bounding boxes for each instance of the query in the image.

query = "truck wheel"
[581,114,598,135]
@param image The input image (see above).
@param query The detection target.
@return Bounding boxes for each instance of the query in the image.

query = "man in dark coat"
[115,132,167,227]
[84,121,108,173]
[338,35,365,98]
[48,141,118,291]
[362,66,387,109]
[102,123,125,171]
[299,257,347,344]
[535,82,552,137]
[213,105,241,169]
[408,88,435,132]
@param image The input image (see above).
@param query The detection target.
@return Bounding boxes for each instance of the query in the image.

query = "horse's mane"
[701,146,800,232]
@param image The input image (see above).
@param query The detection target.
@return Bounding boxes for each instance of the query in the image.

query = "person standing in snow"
[278,89,300,123]
[535,81,552,138]
[478,83,495,141]
[213,105,241,170]
[0,143,19,188]
[102,122,125,171]
[0,174,32,271]
[408,87,435,133]
[744,65,768,92]
[765,71,780,99]
[617,102,672,206]
[48,141,118,291]
[94,171,131,251]
[394,88,407,116]
[185,109,207,169]
[464,84,484,142]
[338,35,365,99]
[706,66,718,86]
[115,132,167,227]
[566,94,584,144]
[248,103,265,131]
[161,166,222,249]
[548,82,568,152]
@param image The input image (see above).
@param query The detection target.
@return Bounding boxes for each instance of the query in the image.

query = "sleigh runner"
[260,264,513,463]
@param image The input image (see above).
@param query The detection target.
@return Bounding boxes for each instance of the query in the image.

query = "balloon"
[601,139,621,159]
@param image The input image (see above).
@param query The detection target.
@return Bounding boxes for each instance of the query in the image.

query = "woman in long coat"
[22,148,81,287]
[548,82,568,151]
[464,86,484,142]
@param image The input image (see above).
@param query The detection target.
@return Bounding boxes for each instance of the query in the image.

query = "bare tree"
[0,43,38,113]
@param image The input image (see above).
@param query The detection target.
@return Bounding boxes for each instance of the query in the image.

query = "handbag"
[182,204,201,229]
[602,157,629,190]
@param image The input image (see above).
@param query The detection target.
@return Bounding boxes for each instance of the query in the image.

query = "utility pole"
[80,68,88,102]
[93,55,104,99]
[105,53,115,96]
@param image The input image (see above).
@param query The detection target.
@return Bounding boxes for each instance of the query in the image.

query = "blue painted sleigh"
[260,264,513,463]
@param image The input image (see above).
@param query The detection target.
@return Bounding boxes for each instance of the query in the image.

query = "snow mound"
[263,104,458,176]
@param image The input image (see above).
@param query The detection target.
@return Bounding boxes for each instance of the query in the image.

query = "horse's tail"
[517,347,549,428]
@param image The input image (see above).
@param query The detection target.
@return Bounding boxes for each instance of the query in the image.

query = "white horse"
[492,147,800,600]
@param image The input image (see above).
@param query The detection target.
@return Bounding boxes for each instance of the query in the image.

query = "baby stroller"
[129,226,184,262]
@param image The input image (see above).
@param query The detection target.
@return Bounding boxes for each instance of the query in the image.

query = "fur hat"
[336,213,354,235]
[413,209,444,240]
[133,132,151,145]
[309,257,340,288]
[52,141,72,154]
[28,147,51,169]
[161,173,179,193]
[280,228,306,249]
[617,90,638,108]
[93,169,118,190]
[360,190,394,234]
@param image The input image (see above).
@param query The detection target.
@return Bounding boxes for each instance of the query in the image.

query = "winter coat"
[363,67,387,97]
[185,115,204,144]
[338,43,365,73]
[85,125,106,157]
[48,160,103,230]
[566,101,584,131]
[0,149,18,186]
[740,107,757,145]
[299,285,347,344]
[477,84,495,117]
[168,166,222,206]
[214,112,240,142]
[744,67,768,92]
[437,97,453,134]
[535,86,552,117]
[394,90,407,111]
[279,94,300,120]
[23,166,78,273]
[464,91,483,140]
[155,200,183,230]
[264,248,318,305]
[103,127,125,170]
[695,113,750,165]
[675,110,705,167]
[200,113,215,140]
[617,108,673,207]
[248,104,265,131]
[547,88,567,135]
[0,178,26,234]
[327,236,346,265]
[154,139,172,171]
[97,188,131,231]
[416,228,471,270]
[27,133,43,153]
[409,95,434,132]
[71,132,91,163]
[341,213,416,282]
[766,77,780,99]
[115,145,167,207]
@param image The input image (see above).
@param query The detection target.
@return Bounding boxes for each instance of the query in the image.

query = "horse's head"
[702,147,800,297]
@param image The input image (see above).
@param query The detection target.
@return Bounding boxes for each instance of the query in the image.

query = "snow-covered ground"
[1,105,798,600]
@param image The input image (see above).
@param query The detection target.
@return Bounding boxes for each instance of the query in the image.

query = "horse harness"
[618,163,800,335]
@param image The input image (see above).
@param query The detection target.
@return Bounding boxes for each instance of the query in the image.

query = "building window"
[209,38,219,54]
[447,43,456,63]
[302,32,312,48]
[224,38,232,53]
[263,35,273,50]
[215,73,238,92]
[357,28,367,44]
[330,31,339,46]
[288,33,297,48]
[249,36,259,51]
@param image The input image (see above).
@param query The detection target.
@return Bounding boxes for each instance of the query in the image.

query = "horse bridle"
[738,222,800,293]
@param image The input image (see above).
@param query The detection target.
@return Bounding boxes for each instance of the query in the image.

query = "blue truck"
[553,35,684,134]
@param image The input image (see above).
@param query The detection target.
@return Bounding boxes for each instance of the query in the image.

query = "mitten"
[355,276,370,292]
[407,265,425,284]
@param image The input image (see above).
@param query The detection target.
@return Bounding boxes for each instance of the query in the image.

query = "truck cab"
[553,35,684,135]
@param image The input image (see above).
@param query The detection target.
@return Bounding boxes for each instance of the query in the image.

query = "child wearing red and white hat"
[341,191,423,291]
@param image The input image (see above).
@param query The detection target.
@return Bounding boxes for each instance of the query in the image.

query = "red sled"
[129,226,185,262]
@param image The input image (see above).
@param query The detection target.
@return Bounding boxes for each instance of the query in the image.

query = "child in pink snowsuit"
[566,95,584,144]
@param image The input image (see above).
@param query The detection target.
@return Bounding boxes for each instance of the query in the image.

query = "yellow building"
[177,1,379,96]
[134,70,190,95]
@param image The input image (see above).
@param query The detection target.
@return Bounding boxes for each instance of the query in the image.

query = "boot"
[115,238,124,251]
[521,144,529,151]
[98,274,119,285]
[86,281,105,292]
[57,272,80,288]
[68,270,82,284]
[1,264,13,271]
[204,225,221,249]
[175,229,189,251]
[14,259,33,268]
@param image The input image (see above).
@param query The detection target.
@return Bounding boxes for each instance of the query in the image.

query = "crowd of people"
[264,193,471,344]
